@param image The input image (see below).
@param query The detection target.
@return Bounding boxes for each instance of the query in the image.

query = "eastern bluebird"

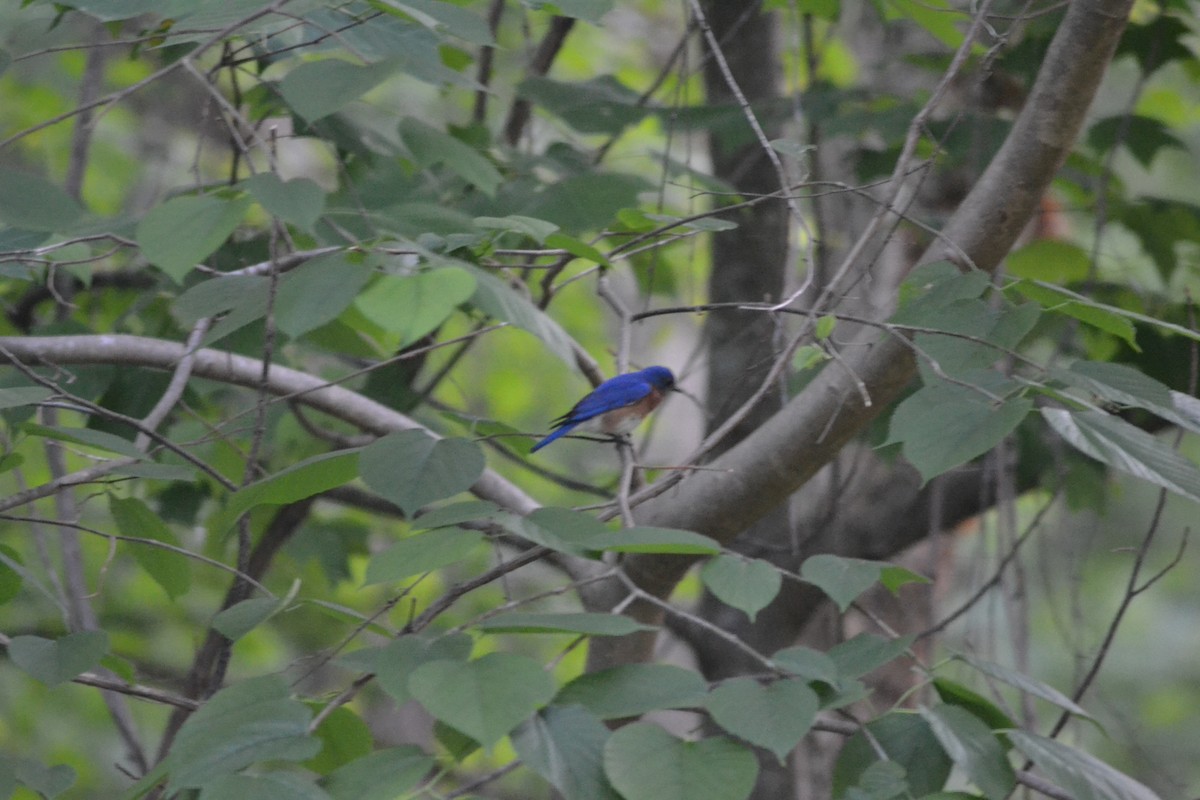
[530,366,676,452]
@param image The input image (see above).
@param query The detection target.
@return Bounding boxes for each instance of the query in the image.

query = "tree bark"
[585,0,1134,670]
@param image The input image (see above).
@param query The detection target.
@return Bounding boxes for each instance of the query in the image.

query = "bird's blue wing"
[561,374,651,422]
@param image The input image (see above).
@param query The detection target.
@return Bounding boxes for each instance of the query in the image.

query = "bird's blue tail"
[530,423,576,452]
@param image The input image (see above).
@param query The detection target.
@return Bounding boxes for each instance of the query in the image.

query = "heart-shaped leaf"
[359,431,485,515]
[603,723,757,800]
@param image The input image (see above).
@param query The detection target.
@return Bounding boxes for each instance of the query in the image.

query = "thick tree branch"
[0,334,539,516]
[586,0,1134,668]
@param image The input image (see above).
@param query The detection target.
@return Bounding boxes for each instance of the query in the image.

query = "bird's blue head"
[642,366,676,391]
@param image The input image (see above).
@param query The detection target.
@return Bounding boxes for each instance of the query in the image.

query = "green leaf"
[815,315,837,339]
[879,564,931,593]
[701,555,782,621]
[771,645,839,685]
[9,758,76,799]
[922,705,1015,800]
[800,554,881,611]
[1088,115,1186,168]
[468,266,578,363]
[7,631,109,686]
[413,501,502,529]
[958,655,1095,723]
[1006,239,1091,283]
[211,450,360,534]
[275,252,374,338]
[887,384,1032,483]
[706,678,819,763]
[378,0,493,45]
[1012,282,1139,349]
[1114,196,1200,280]
[833,714,951,798]
[23,423,143,459]
[498,506,611,554]
[354,268,476,345]
[545,231,613,267]
[359,430,485,515]
[1008,731,1161,800]
[339,633,472,706]
[475,215,559,243]
[531,0,614,22]
[172,275,268,343]
[321,746,436,800]
[603,723,758,800]
[523,172,652,233]
[512,705,622,800]
[211,580,298,641]
[556,664,708,719]
[932,678,1016,731]
[165,675,319,791]
[1056,361,1200,435]
[0,167,84,232]
[1042,408,1200,504]
[893,262,990,325]
[408,653,556,747]
[0,545,23,606]
[137,195,251,283]
[244,174,326,230]
[306,706,373,773]
[109,495,191,599]
[517,75,649,135]
[827,633,914,679]
[279,58,401,122]
[478,612,656,636]
[586,527,722,555]
[0,386,52,410]
[400,117,502,196]
[198,772,332,800]
[363,527,486,584]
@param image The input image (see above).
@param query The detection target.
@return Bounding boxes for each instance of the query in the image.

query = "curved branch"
[0,334,539,516]
[586,0,1134,668]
